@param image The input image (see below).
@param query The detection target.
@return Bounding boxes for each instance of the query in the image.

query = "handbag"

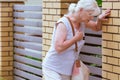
[65,16,90,80]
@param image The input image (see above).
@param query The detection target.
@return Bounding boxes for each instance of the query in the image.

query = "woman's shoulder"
[57,16,68,22]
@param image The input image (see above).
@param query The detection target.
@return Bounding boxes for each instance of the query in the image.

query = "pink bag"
[72,60,90,80]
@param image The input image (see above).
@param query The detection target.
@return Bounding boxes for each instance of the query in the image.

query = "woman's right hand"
[74,31,84,41]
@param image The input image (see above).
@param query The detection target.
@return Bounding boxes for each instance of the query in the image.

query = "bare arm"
[54,23,83,53]
[86,9,111,31]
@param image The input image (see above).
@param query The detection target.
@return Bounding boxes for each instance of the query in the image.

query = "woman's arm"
[54,22,83,53]
[85,9,111,31]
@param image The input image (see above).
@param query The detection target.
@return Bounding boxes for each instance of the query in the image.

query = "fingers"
[105,12,111,16]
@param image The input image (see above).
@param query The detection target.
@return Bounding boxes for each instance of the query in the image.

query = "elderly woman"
[42,0,111,80]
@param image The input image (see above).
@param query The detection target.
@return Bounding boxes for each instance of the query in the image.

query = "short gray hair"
[68,0,100,16]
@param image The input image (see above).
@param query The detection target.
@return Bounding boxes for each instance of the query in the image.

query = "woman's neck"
[68,14,81,29]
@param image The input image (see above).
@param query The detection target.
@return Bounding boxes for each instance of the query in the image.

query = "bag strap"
[65,16,78,52]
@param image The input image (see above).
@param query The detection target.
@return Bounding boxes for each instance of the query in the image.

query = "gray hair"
[68,0,100,16]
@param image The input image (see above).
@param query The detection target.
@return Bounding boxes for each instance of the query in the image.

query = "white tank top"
[42,16,85,76]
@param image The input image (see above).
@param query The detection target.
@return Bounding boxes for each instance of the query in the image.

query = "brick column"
[102,0,120,80]
[0,0,25,80]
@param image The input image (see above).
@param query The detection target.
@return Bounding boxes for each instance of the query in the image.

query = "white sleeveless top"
[42,16,85,76]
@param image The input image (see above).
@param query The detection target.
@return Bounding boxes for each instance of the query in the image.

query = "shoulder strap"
[65,16,78,52]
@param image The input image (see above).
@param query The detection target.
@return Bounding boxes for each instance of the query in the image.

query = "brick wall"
[0,1,24,80]
[102,0,120,80]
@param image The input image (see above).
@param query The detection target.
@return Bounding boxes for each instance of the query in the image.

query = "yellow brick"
[53,15,61,21]
[113,66,120,74]
[42,2,46,8]
[43,33,49,39]
[49,9,56,14]
[45,3,53,8]
[0,7,12,12]
[42,27,46,33]
[107,41,119,49]
[0,71,9,76]
[0,17,13,22]
[42,45,50,51]
[119,11,120,17]
[48,33,52,40]
[0,62,9,66]
[102,33,112,40]
[102,2,112,9]
[110,10,118,17]
[61,3,69,8]
[9,61,13,66]
[0,3,9,7]
[43,21,49,26]
[9,42,13,46]
[0,13,9,17]
[107,72,119,80]
[45,15,53,21]
[0,32,8,36]
[9,22,13,27]
[119,59,120,66]
[102,26,107,32]
[46,39,51,45]
[0,27,13,31]
[9,13,13,17]
[46,27,53,33]
[9,32,13,36]
[43,15,45,21]
[43,39,46,45]
[107,57,119,65]
[102,41,107,47]
[0,66,13,71]
[102,18,112,25]
[102,48,112,56]
[2,76,13,80]
[113,18,120,25]
[43,9,49,14]
[102,71,107,78]
[0,42,9,46]
[42,51,46,57]
[0,47,13,51]
[53,3,61,8]
[49,21,55,28]
[9,71,13,75]
[57,9,61,14]
[0,22,9,26]
[113,2,120,9]
[61,9,68,15]
[0,57,13,61]
[113,34,120,42]
[107,26,118,33]
[9,52,13,56]
[103,63,112,72]
[0,37,13,41]
[9,3,23,7]
[102,56,107,63]
[113,50,120,58]
[0,52,9,57]
[119,27,120,33]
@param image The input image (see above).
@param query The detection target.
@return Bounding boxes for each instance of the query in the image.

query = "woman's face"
[79,9,94,23]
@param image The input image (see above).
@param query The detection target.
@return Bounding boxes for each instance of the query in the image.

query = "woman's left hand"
[98,9,111,22]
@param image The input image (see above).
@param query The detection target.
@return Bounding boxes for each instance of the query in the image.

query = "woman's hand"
[98,9,111,22]
[74,31,84,41]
